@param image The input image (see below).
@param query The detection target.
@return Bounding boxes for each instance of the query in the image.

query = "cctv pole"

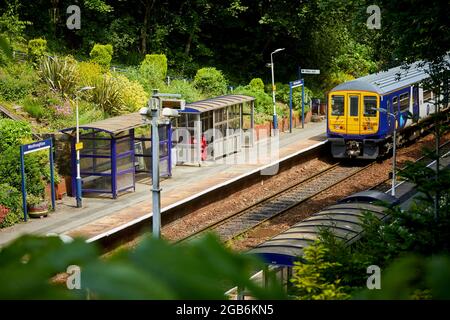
[151,94,161,239]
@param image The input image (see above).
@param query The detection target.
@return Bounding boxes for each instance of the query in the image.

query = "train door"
[412,85,419,121]
[346,94,361,135]
[360,95,379,135]
[390,94,400,131]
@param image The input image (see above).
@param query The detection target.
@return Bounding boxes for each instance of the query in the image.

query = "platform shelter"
[60,113,171,199]
[173,95,255,165]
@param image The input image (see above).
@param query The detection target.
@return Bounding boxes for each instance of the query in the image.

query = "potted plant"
[27,194,49,218]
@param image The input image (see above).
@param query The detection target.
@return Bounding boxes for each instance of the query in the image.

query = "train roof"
[249,190,397,266]
[330,57,450,95]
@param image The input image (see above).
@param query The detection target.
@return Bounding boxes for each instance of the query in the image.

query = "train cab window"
[363,96,377,117]
[349,96,359,116]
[331,95,344,116]
[399,93,410,112]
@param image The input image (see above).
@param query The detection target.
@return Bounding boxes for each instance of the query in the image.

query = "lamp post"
[270,48,285,132]
[140,91,181,238]
[75,86,95,208]
[373,107,397,196]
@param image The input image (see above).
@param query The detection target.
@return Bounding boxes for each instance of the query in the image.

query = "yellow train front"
[327,60,439,159]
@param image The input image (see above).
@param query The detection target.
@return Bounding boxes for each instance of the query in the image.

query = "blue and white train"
[327,59,449,159]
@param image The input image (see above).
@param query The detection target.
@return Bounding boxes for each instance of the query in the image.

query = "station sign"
[301,69,320,75]
[22,139,52,155]
[290,79,304,88]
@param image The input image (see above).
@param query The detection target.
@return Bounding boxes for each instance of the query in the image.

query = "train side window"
[349,96,359,116]
[363,96,377,117]
[399,93,409,111]
[331,95,344,116]
[423,90,433,102]
[392,97,398,111]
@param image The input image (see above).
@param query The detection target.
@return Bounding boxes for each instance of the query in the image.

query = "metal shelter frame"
[173,95,255,166]
[60,113,171,199]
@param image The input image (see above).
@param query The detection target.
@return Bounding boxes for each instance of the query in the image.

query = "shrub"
[27,38,47,63]
[233,85,272,115]
[90,75,124,115]
[193,67,227,97]
[249,78,265,92]
[76,61,103,87]
[275,82,313,113]
[21,96,47,120]
[89,44,113,68]
[290,242,350,300]
[0,62,38,101]
[167,79,203,103]
[140,54,167,80]
[0,147,46,197]
[115,74,149,113]
[0,183,22,228]
[38,55,78,96]
[0,119,32,152]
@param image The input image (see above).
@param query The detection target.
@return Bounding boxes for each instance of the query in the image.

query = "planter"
[301,110,312,124]
[28,201,49,218]
[45,181,67,200]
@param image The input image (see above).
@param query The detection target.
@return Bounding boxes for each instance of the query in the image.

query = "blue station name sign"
[22,139,52,154]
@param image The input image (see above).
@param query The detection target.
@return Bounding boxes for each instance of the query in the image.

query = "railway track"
[179,161,375,243]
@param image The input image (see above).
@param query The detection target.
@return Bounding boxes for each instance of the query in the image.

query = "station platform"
[0,122,327,247]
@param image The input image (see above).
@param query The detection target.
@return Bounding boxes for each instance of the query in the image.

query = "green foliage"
[356,254,450,300]
[76,61,103,87]
[275,83,313,113]
[90,75,124,116]
[0,62,38,101]
[89,44,113,68]
[83,0,113,13]
[0,0,31,44]
[38,56,78,97]
[140,54,167,80]
[193,67,227,97]
[27,38,47,63]
[0,234,286,299]
[0,146,46,199]
[105,17,139,61]
[249,78,264,92]
[166,79,203,103]
[0,183,21,228]
[21,95,46,120]
[0,34,12,63]
[290,241,350,300]
[0,118,31,152]
[234,85,272,115]
[114,74,149,113]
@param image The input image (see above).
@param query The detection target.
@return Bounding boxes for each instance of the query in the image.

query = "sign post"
[288,79,304,132]
[20,139,56,221]
[288,68,321,131]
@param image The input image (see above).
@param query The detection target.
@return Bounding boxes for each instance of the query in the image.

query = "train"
[327,59,449,159]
